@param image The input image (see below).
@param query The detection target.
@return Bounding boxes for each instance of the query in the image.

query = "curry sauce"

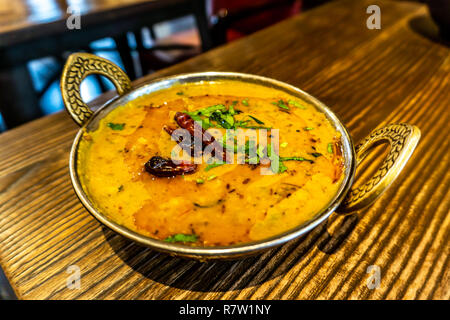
[78,81,344,246]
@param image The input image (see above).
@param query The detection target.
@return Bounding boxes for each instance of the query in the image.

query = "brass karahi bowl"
[61,53,420,260]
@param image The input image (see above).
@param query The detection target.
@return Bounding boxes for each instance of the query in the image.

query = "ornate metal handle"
[60,53,131,126]
[338,123,420,213]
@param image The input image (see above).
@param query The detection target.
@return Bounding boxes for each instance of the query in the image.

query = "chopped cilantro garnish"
[288,100,307,109]
[196,179,204,184]
[221,135,238,153]
[186,103,268,131]
[234,120,249,127]
[280,156,314,164]
[328,143,333,154]
[280,142,288,148]
[304,127,314,131]
[176,91,184,95]
[205,163,225,171]
[278,161,288,173]
[242,99,249,106]
[238,140,257,155]
[189,114,211,129]
[187,104,226,117]
[202,118,211,128]
[310,152,322,158]
[272,100,289,110]
[257,145,266,158]
[229,103,236,115]
[210,111,234,129]
[246,156,259,164]
[265,144,287,174]
[189,114,202,121]
[224,114,234,127]
[207,175,217,181]
[107,122,125,130]
[248,115,265,125]
[164,234,198,243]
[270,158,288,174]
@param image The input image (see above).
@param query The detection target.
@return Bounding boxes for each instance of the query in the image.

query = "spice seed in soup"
[78,81,344,246]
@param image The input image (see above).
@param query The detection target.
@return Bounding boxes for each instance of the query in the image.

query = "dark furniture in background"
[84,0,306,90]
[0,0,212,129]
[0,0,314,131]
[426,0,450,39]
[209,0,302,45]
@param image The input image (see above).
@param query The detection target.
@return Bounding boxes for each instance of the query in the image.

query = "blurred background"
[0,0,445,132]
[0,0,332,132]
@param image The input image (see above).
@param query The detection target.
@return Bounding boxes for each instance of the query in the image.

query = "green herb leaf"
[107,122,125,130]
[278,161,288,173]
[210,111,234,129]
[264,144,288,174]
[280,142,288,148]
[234,120,250,128]
[196,179,204,184]
[237,140,257,155]
[207,175,217,181]
[309,152,322,158]
[189,114,211,129]
[164,234,198,243]
[328,143,333,154]
[205,163,225,171]
[221,135,238,153]
[257,145,266,158]
[225,114,235,126]
[229,101,242,116]
[202,118,211,129]
[266,144,273,158]
[188,104,226,117]
[248,115,265,125]
[229,103,236,115]
[272,100,289,110]
[304,127,314,131]
[242,99,249,106]
[270,158,288,173]
[189,114,202,121]
[288,100,307,109]
[246,156,259,164]
[176,91,184,95]
[280,156,314,164]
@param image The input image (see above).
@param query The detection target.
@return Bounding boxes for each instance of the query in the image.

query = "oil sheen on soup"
[78,80,344,246]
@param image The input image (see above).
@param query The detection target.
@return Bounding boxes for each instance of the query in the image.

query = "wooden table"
[0,0,448,300]
[0,0,210,129]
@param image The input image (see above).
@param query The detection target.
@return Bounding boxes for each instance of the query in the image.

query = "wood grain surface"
[0,0,448,300]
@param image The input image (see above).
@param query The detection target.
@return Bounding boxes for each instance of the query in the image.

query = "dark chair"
[115,0,304,78]
[209,0,302,46]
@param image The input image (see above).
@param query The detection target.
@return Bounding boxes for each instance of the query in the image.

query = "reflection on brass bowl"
[61,53,420,260]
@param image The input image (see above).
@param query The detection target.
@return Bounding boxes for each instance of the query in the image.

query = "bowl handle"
[60,53,132,126]
[338,123,421,213]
